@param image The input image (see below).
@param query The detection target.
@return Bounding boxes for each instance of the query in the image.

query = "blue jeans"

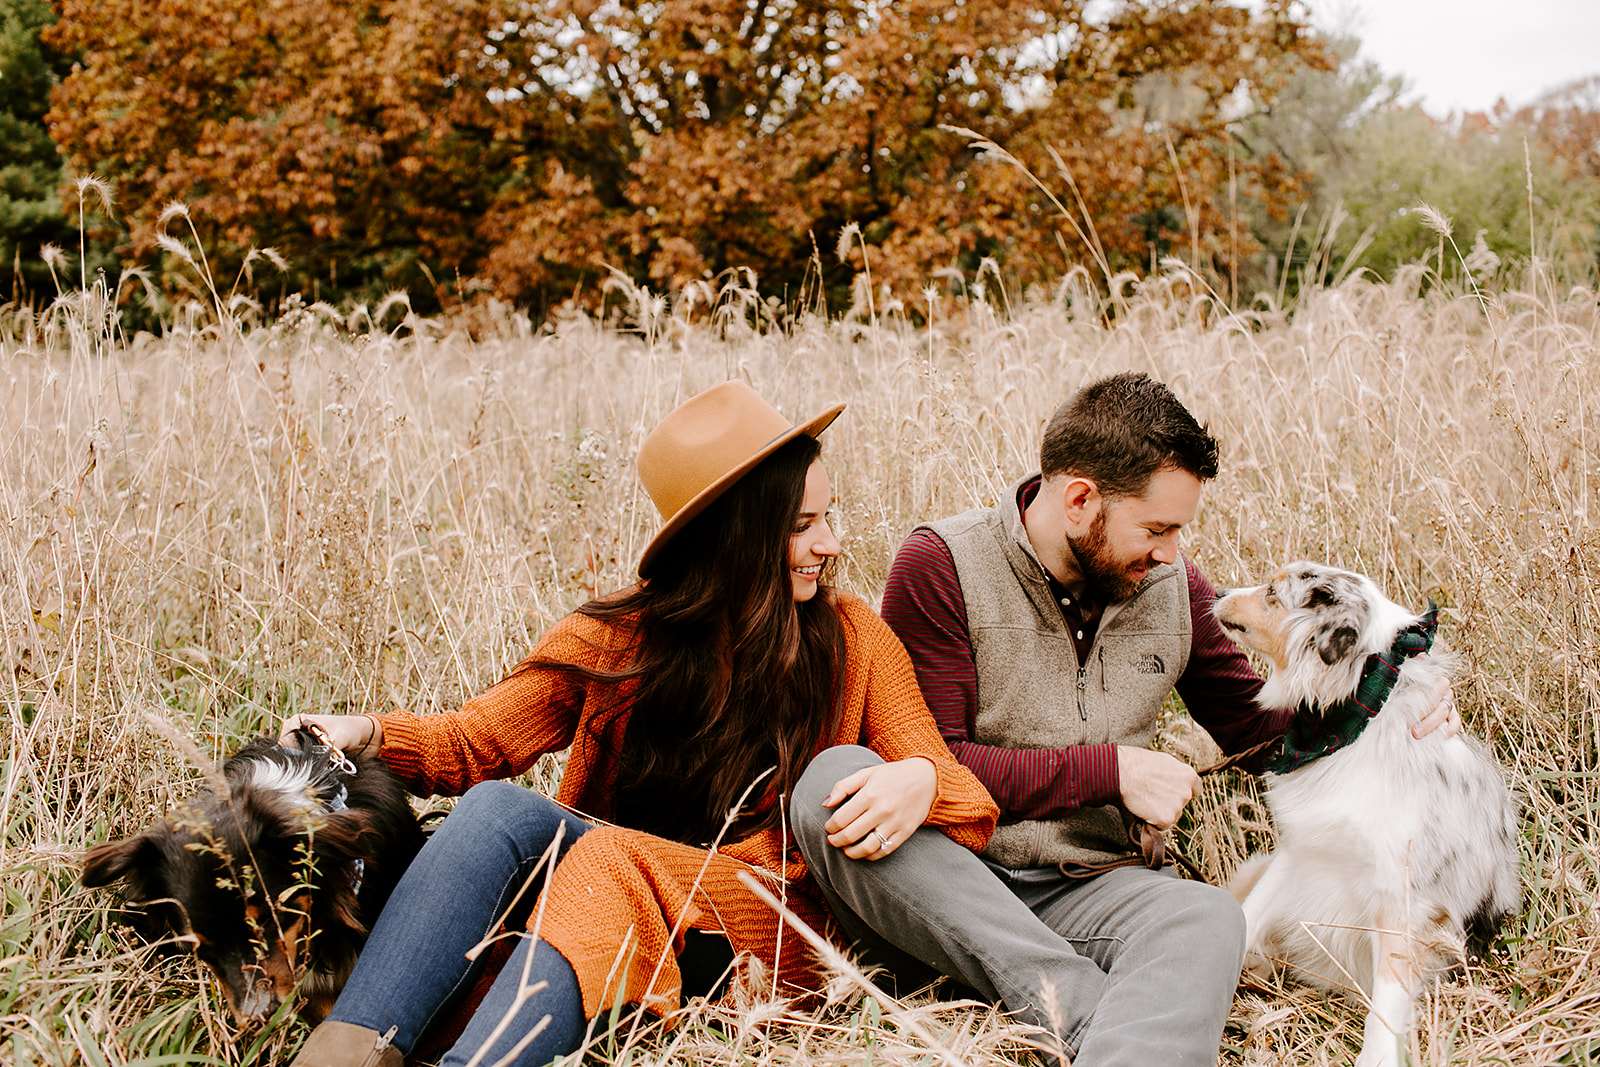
[328,781,592,1066]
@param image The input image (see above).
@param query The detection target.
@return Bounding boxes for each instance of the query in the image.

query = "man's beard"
[1067,510,1144,603]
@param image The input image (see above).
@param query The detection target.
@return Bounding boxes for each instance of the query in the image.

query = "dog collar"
[294,729,368,896]
[1265,601,1439,775]
[324,783,366,895]
[325,781,351,813]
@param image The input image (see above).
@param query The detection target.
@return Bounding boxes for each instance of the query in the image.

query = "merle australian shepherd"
[1214,563,1519,1067]
[82,731,423,1024]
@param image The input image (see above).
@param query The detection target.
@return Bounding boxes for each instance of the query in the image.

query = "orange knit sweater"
[376,592,998,1017]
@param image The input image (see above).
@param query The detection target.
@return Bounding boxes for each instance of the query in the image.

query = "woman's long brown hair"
[521,434,846,845]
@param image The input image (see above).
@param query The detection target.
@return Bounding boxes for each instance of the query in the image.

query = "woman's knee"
[454,779,550,817]
[437,782,586,864]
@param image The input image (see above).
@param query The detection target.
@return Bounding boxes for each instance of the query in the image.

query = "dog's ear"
[1316,623,1359,664]
[1304,576,1368,664]
[301,810,377,931]
[1306,584,1340,608]
[82,832,161,888]
[309,809,377,861]
[255,797,376,868]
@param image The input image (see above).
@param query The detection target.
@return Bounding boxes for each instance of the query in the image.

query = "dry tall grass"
[2,263,1596,1066]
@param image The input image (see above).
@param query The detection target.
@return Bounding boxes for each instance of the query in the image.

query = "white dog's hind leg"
[1354,927,1420,1067]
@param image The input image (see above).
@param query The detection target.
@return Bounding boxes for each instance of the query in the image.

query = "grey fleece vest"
[923,475,1192,869]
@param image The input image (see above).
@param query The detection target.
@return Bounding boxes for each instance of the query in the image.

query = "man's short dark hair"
[1039,372,1219,498]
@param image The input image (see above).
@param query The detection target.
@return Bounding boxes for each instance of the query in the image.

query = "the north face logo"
[1133,653,1166,675]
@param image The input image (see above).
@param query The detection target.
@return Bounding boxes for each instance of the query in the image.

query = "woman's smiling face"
[788,461,839,602]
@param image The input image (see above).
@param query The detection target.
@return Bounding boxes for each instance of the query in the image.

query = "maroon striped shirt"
[880,510,1289,821]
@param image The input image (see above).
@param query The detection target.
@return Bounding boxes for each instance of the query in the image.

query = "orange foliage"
[1517,77,1600,182]
[46,0,528,299]
[45,0,1326,310]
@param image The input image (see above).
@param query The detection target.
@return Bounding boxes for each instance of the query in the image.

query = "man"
[883,371,1276,868]
[791,372,1452,1065]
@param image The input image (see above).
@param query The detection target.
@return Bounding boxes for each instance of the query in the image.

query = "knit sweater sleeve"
[375,613,613,796]
[839,595,998,850]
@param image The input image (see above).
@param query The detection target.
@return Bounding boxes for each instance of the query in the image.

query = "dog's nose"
[1215,587,1234,598]
[234,982,276,1020]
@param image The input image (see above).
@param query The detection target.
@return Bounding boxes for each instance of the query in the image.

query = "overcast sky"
[1315,0,1600,115]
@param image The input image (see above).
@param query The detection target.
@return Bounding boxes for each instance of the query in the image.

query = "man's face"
[1068,467,1203,602]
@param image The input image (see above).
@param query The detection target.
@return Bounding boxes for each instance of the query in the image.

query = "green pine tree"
[2,0,81,303]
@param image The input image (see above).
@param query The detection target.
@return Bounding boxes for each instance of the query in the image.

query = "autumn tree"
[45,0,538,307]
[477,0,1327,303]
[1519,77,1600,180]
[46,0,1327,312]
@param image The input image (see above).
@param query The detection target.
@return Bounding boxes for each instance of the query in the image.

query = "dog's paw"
[1241,949,1275,985]
[1353,1041,1404,1067]
[1355,1011,1409,1067]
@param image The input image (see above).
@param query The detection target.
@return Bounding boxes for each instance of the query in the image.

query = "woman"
[282,381,999,1067]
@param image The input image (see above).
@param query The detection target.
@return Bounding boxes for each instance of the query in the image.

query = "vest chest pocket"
[1085,633,1187,746]
[968,626,1085,749]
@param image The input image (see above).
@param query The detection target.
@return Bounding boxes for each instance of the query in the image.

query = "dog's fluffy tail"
[1227,854,1273,904]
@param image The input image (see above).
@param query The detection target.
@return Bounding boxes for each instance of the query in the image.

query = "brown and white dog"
[83,732,423,1024]
[1214,563,1519,1067]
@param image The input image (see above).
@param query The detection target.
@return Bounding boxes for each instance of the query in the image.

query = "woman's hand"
[1412,677,1462,739]
[279,713,382,755]
[821,756,937,861]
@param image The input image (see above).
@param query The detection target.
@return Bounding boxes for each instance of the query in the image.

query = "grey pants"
[791,746,1245,1066]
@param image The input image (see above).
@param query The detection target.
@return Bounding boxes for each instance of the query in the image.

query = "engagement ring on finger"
[873,830,892,850]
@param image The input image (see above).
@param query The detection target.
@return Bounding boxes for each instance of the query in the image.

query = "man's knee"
[1170,880,1248,968]
[789,745,881,845]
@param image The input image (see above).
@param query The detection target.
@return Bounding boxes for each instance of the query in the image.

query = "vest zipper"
[1075,665,1088,721]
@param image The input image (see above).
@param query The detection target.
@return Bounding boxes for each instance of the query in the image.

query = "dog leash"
[300,721,359,778]
[1057,818,1200,882]
[1058,736,1284,883]
[294,721,359,816]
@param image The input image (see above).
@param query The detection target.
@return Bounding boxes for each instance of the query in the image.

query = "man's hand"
[1116,747,1199,831]
[821,756,937,860]
[1412,677,1462,739]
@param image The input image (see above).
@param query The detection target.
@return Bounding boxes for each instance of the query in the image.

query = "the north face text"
[1133,653,1167,675]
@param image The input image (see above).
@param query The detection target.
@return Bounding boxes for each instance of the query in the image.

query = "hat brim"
[637,402,845,576]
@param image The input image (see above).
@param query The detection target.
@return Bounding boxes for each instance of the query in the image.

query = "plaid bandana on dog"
[1265,601,1440,775]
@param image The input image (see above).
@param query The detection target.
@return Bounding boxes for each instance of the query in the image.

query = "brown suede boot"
[289,1021,403,1067]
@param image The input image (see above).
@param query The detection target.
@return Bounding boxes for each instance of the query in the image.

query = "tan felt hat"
[636,381,844,575]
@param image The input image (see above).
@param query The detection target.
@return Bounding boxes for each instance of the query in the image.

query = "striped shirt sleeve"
[880,528,1121,819]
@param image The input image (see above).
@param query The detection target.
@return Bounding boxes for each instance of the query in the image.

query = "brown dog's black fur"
[82,734,423,1023]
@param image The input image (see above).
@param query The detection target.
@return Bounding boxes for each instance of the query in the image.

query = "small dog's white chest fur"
[241,758,322,810]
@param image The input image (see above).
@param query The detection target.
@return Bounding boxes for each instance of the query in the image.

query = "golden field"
[2,263,1597,1065]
